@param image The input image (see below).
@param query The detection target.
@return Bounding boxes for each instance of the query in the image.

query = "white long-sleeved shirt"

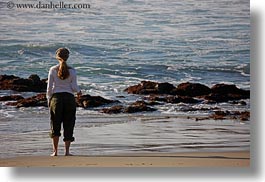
[46,64,81,101]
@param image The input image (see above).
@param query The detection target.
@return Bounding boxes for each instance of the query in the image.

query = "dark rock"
[239,111,250,121]
[170,96,199,104]
[210,110,230,120]
[156,82,176,94]
[146,95,199,104]
[203,87,249,103]
[100,105,124,114]
[101,101,157,114]
[125,81,176,95]
[209,110,250,121]
[0,75,19,81]
[203,93,231,103]
[0,95,24,101]
[6,93,47,107]
[173,82,211,97]
[6,93,118,109]
[146,95,167,102]
[76,94,119,108]
[29,74,41,84]
[124,81,155,94]
[0,74,47,92]
[211,84,249,95]
[124,101,157,113]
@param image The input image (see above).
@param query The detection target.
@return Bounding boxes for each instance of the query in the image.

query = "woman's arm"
[46,68,54,106]
[71,69,82,96]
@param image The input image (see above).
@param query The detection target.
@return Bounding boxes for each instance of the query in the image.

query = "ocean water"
[0,0,250,158]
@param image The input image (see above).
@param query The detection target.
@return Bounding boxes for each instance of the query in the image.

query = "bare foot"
[50,152,58,156]
[65,153,74,156]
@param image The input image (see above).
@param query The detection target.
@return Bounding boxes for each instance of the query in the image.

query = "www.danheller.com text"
[6,1,91,9]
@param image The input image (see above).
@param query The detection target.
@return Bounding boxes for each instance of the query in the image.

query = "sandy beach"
[0,151,249,167]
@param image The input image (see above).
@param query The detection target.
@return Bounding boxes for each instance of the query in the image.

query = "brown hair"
[56,48,70,80]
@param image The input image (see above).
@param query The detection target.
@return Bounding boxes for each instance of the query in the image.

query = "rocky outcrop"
[100,101,157,114]
[209,110,250,121]
[100,105,124,114]
[125,81,250,103]
[0,74,47,92]
[125,81,211,97]
[0,76,250,119]
[75,94,119,108]
[6,93,47,107]
[124,81,176,95]
[124,101,157,113]
[146,95,199,104]
[4,93,118,109]
[0,95,24,101]
[211,84,249,95]
[202,84,250,103]
[173,82,211,97]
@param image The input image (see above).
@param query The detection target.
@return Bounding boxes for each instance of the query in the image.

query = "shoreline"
[0,151,250,167]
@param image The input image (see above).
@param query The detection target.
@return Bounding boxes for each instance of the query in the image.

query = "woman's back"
[47,65,80,101]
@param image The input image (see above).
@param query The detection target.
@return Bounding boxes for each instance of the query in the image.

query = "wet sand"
[0,151,249,167]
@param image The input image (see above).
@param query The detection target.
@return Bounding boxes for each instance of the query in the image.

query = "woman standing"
[47,48,82,156]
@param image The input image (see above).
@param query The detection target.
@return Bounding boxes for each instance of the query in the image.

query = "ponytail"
[56,48,70,80]
[58,60,70,80]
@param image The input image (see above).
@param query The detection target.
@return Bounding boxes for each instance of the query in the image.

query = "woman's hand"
[77,91,82,99]
[48,98,51,108]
